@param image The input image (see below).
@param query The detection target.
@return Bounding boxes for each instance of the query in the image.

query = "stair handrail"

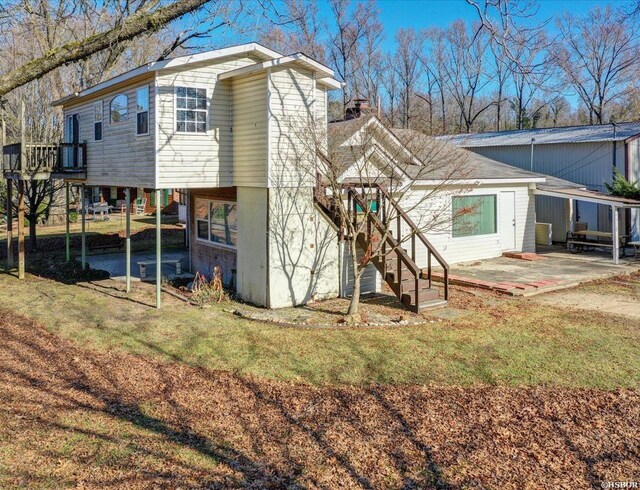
[374,184,449,301]
[346,186,423,310]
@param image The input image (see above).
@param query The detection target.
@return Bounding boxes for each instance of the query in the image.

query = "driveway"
[437,245,640,295]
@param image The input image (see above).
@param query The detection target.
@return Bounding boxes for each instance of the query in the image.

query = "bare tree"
[328,0,379,114]
[554,6,639,125]
[389,28,423,130]
[317,116,468,318]
[439,20,495,133]
[260,0,327,63]
[351,9,384,110]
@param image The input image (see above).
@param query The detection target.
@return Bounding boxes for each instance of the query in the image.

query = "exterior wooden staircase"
[315,180,450,312]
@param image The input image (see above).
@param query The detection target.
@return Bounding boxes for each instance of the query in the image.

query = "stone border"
[225,307,442,329]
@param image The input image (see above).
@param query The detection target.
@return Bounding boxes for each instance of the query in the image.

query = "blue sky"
[315,0,619,50]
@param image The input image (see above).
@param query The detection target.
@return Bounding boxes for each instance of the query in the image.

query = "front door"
[500,191,516,251]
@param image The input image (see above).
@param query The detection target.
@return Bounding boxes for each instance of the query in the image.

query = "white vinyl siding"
[231,72,268,187]
[63,77,156,187]
[268,66,315,188]
[403,183,535,265]
[155,54,263,188]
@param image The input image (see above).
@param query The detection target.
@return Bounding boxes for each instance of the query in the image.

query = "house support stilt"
[6,179,13,270]
[125,188,131,293]
[612,205,620,265]
[17,180,25,279]
[81,184,86,270]
[65,183,70,262]
[155,189,161,308]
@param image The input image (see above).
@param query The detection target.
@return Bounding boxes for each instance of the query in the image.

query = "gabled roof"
[439,121,640,148]
[52,42,284,106]
[327,117,546,185]
[218,53,341,89]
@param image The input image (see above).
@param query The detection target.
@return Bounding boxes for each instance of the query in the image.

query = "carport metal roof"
[533,186,640,208]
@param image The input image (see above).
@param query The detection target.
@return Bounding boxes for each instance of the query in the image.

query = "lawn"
[0,238,639,488]
[0,292,638,488]
[0,264,638,389]
[0,214,185,256]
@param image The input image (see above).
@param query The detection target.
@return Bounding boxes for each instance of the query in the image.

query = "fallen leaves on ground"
[0,310,638,489]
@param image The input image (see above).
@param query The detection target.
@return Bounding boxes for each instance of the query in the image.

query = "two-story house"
[48,43,344,308]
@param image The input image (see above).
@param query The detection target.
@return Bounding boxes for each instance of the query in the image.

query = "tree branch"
[0,0,212,97]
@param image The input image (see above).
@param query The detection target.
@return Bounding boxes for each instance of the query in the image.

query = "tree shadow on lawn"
[1,309,638,488]
[0,310,454,489]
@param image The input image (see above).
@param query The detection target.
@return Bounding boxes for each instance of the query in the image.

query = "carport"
[533,185,640,264]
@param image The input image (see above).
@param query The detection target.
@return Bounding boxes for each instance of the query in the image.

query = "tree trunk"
[0,0,211,97]
[28,213,37,250]
[346,242,362,318]
[347,272,361,317]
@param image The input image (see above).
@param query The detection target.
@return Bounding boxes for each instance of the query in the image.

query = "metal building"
[441,122,640,242]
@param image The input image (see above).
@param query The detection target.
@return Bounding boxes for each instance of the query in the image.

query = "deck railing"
[2,142,87,175]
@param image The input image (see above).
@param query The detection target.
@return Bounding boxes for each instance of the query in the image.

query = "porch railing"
[2,142,87,175]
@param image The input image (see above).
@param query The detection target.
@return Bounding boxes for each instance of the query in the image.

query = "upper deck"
[2,141,87,180]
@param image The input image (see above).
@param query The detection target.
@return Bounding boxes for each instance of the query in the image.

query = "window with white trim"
[176,87,207,133]
[452,195,497,238]
[195,199,237,248]
[136,86,149,135]
[93,101,103,141]
[110,94,128,123]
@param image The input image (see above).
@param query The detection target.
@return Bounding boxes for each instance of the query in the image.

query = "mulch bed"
[0,311,638,489]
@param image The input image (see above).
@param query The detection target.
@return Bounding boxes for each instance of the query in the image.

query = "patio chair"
[135,198,147,215]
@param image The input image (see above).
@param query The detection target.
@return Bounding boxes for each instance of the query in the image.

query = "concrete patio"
[85,249,191,282]
[433,245,640,295]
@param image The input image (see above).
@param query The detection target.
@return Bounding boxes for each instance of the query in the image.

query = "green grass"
[0,269,638,389]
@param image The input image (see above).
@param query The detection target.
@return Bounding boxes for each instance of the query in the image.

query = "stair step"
[399,279,431,294]
[384,271,412,284]
[401,288,439,307]
[417,299,448,311]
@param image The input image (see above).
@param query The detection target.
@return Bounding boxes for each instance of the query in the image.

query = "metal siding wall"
[469,142,627,239]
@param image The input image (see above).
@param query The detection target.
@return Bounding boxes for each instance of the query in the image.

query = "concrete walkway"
[85,249,191,282]
[433,245,640,296]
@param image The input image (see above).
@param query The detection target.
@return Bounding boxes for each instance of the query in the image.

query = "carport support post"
[612,205,620,265]
[125,188,131,293]
[567,198,575,233]
[65,182,70,262]
[81,184,86,270]
[6,179,13,270]
[155,189,161,309]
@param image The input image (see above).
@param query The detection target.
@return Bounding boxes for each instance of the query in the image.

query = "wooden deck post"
[17,180,25,279]
[65,182,70,262]
[156,189,162,309]
[125,187,131,293]
[612,205,620,265]
[6,179,13,270]
[81,184,86,270]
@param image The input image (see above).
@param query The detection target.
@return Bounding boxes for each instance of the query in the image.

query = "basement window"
[195,199,237,248]
[452,195,497,238]
[176,87,207,133]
